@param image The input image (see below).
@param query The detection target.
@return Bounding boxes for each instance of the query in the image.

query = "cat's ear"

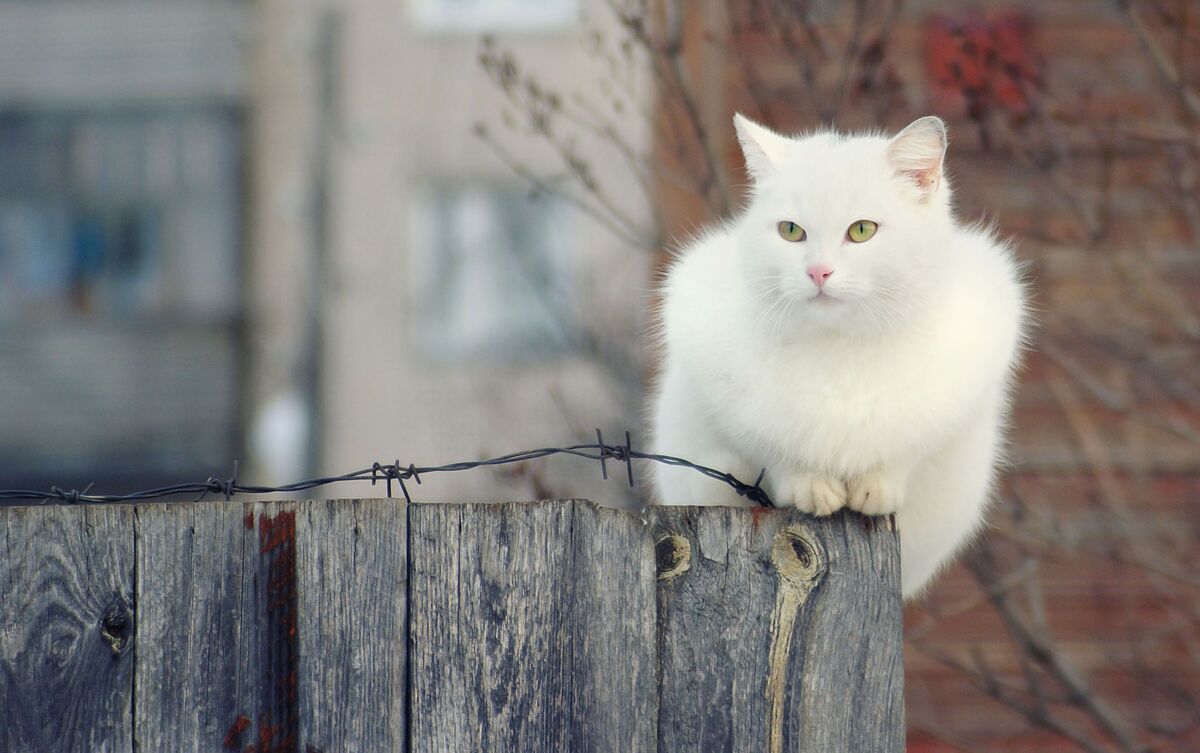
[734,114,789,181]
[887,116,948,202]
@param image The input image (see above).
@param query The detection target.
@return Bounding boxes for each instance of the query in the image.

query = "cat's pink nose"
[807,265,833,289]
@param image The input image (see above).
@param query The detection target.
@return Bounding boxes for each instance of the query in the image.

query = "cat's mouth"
[810,291,839,303]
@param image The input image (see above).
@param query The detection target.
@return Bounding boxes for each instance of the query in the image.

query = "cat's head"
[733,114,954,335]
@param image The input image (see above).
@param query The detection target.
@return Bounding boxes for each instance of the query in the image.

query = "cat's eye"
[847,220,878,243]
[778,221,807,242]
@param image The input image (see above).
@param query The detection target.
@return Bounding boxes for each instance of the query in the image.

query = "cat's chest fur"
[662,230,1013,475]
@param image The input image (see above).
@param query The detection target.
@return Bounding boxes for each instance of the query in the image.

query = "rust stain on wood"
[257,510,301,752]
[750,505,768,532]
[259,511,296,554]
[223,714,251,749]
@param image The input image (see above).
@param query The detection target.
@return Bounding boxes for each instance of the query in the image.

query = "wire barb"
[596,428,608,480]
[0,429,777,509]
[623,430,635,487]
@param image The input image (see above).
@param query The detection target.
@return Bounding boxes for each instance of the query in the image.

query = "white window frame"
[409,0,580,33]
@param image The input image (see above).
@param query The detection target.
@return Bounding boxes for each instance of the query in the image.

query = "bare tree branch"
[1120,0,1200,122]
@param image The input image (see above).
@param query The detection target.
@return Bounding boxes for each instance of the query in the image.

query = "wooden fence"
[0,499,904,752]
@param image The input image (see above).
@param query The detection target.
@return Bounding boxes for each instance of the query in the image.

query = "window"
[0,109,242,486]
[0,0,247,491]
[0,111,240,323]
[409,185,575,362]
[409,0,580,33]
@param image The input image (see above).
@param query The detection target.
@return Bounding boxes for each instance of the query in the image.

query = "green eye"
[778,221,807,242]
[847,220,878,243]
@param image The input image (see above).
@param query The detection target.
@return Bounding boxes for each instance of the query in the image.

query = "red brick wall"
[652,2,1200,749]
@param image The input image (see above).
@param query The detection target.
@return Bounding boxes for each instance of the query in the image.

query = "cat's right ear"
[734,114,788,182]
[887,116,948,202]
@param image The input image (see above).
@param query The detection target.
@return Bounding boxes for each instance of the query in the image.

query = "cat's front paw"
[847,470,906,515]
[776,472,847,517]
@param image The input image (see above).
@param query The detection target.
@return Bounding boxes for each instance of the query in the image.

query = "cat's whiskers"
[746,278,789,314]
[861,298,900,332]
[846,291,885,332]
[753,290,793,336]
[749,280,808,340]
[871,290,914,327]
[771,297,802,339]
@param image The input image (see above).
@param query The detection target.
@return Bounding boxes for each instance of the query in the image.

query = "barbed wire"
[0,429,775,508]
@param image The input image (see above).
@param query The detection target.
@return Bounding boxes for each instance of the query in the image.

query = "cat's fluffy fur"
[651,115,1028,597]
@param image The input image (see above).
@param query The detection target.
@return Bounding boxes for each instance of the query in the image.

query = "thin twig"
[967,548,1148,753]
[1120,0,1200,122]
[475,125,651,249]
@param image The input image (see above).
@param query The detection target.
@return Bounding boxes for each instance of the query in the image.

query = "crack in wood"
[766,524,826,753]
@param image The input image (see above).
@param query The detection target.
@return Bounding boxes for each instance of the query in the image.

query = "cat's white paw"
[847,470,906,515]
[776,472,847,516]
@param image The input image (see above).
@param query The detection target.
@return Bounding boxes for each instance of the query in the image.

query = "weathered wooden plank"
[135,499,410,752]
[241,503,302,752]
[408,499,657,753]
[778,515,904,753]
[0,504,135,753]
[4,498,902,751]
[646,507,903,753]
[134,501,251,752]
[568,501,657,753]
[409,500,574,752]
[295,499,407,751]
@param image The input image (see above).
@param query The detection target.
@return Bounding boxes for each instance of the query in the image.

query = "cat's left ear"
[734,114,790,182]
[887,116,948,202]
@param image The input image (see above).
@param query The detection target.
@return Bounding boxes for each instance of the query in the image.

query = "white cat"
[650,114,1028,598]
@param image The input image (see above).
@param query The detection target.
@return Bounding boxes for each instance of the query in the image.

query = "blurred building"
[246,0,651,504]
[0,0,651,502]
[0,1,249,489]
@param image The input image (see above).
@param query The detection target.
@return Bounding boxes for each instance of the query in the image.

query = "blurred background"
[1,0,1197,750]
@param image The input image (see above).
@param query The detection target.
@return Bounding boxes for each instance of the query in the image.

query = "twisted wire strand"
[0,430,775,508]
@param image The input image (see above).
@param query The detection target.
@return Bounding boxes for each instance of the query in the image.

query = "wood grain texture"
[3,499,901,752]
[777,513,904,753]
[135,499,409,753]
[295,499,407,752]
[134,501,251,752]
[567,501,657,753]
[408,499,657,753]
[646,506,904,753]
[0,504,135,753]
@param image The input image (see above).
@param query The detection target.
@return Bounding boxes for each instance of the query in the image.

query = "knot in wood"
[655,534,691,581]
[770,525,824,588]
[99,599,134,655]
